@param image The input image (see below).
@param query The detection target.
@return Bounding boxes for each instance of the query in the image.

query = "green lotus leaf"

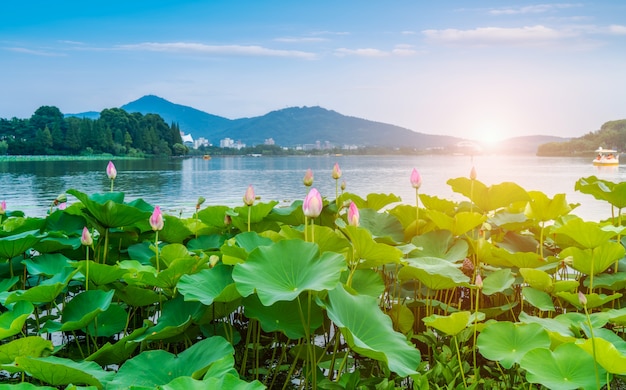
[520,268,553,292]
[522,287,555,311]
[388,303,415,334]
[521,342,606,390]
[423,311,472,336]
[341,225,403,268]
[243,293,323,339]
[398,257,470,290]
[13,355,114,389]
[487,246,549,269]
[86,303,127,337]
[126,241,155,265]
[0,336,53,364]
[340,192,401,212]
[424,209,486,237]
[187,234,226,252]
[197,205,232,228]
[233,239,346,306]
[113,283,160,307]
[159,214,193,244]
[162,374,265,390]
[576,335,626,374]
[158,243,192,267]
[556,291,622,309]
[266,200,305,226]
[575,175,626,209]
[418,194,458,214]
[5,267,78,304]
[562,241,625,277]
[553,217,618,249]
[590,271,626,290]
[42,289,114,333]
[178,263,241,305]
[358,208,404,244]
[155,257,205,291]
[524,191,572,222]
[0,382,57,390]
[108,336,234,389]
[23,253,72,277]
[605,307,626,326]
[387,204,423,232]
[410,230,468,261]
[0,276,18,292]
[85,326,146,366]
[221,232,274,265]
[230,201,280,231]
[324,283,421,377]
[43,208,86,233]
[67,189,151,228]
[447,178,529,212]
[0,301,34,340]
[344,269,385,298]
[477,321,550,369]
[482,268,515,296]
[134,296,205,342]
[74,261,128,286]
[0,229,43,260]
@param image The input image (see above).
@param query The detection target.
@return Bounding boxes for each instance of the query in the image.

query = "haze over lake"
[1,155,623,221]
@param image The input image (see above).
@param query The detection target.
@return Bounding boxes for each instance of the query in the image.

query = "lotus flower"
[106,161,117,180]
[0,200,5,215]
[348,201,359,226]
[332,163,342,179]
[303,169,314,187]
[150,206,164,231]
[470,166,477,180]
[302,188,323,218]
[81,227,93,246]
[410,168,422,189]
[475,273,483,289]
[578,290,587,306]
[243,185,255,206]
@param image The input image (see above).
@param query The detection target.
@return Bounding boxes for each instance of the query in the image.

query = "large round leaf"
[177,263,240,305]
[0,230,43,259]
[477,321,550,369]
[0,301,34,340]
[521,342,606,390]
[13,355,114,388]
[398,257,470,290]
[423,311,472,336]
[67,189,151,228]
[43,290,114,333]
[0,336,53,364]
[233,239,346,306]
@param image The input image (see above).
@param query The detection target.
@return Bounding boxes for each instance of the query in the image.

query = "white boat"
[593,147,619,166]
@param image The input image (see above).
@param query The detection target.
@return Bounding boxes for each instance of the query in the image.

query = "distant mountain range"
[67,95,567,153]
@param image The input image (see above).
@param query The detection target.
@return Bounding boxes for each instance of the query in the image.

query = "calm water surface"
[1,155,624,221]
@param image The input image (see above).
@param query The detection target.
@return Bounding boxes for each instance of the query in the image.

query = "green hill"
[537,119,626,156]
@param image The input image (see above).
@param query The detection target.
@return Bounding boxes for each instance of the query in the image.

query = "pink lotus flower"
[150,206,164,231]
[243,185,255,206]
[348,201,359,226]
[58,202,67,210]
[470,166,477,180]
[302,188,323,218]
[0,200,5,215]
[303,169,314,187]
[410,168,422,189]
[332,163,342,179]
[81,227,93,246]
[106,161,117,180]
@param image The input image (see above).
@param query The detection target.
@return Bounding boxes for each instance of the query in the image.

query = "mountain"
[69,95,465,149]
[485,135,570,155]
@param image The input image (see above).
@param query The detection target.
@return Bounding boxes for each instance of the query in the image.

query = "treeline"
[537,119,626,156]
[0,106,185,157]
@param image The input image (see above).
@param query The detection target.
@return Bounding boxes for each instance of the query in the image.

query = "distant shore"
[0,155,143,162]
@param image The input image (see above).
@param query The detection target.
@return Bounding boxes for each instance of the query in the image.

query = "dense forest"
[0,106,185,157]
[537,119,626,156]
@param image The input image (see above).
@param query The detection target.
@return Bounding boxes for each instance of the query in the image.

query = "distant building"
[264,138,275,145]
[180,132,194,148]
[220,137,246,149]
[194,137,211,149]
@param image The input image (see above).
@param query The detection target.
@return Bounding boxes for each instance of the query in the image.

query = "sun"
[473,123,506,147]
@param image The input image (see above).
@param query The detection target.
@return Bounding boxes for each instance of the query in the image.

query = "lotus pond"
[1,164,626,389]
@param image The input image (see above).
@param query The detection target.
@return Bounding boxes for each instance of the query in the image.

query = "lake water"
[0,155,624,221]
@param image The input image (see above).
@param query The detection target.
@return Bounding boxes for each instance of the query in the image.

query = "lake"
[0,155,624,221]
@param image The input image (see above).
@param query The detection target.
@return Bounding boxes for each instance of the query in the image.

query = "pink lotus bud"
[470,166,477,180]
[302,188,323,218]
[81,227,93,246]
[106,161,117,180]
[578,291,587,306]
[410,168,422,189]
[224,214,232,225]
[0,200,5,215]
[303,169,314,187]
[341,180,346,191]
[332,163,342,179]
[243,185,255,206]
[348,201,359,226]
[475,274,483,289]
[150,206,164,231]
[58,202,67,210]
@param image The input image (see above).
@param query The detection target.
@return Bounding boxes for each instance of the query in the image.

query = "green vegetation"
[1,165,626,389]
[0,106,185,157]
[538,119,626,156]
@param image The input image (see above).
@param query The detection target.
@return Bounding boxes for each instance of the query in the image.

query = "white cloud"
[489,3,582,15]
[334,48,389,57]
[116,42,316,59]
[423,25,574,46]
[5,47,65,56]
[608,25,626,35]
[274,37,327,43]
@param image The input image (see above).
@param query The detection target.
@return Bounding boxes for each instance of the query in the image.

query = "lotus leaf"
[339,192,401,211]
[524,191,572,222]
[13,355,114,389]
[556,291,622,309]
[520,342,606,390]
[233,239,346,306]
[410,230,468,261]
[519,268,553,292]
[243,293,323,339]
[186,234,226,252]
[108,336,234,389]
[553,217,618,249]
[575,175,626,209]
[485,246,550,269]
[0,229,43,260]
[134,296,205,342]
[5,267,78,304]
[85,326,146,366]
[42,289,114,333]
[522,287,555,311]
[481,268,515,295]
[161,375,265,390]
[23,253,72,277]
[388,303,415,334]
[74,261,128,286]
[324,283,421,377]
[86,303,127,337]
[576,335,626,374]
[67,189,151,228]
[221,232,273,265]
[0,336,53,364]
[197,205,232,228]
[0,301,34,340]
[477,321,550,369]
[266,199,305,226]
[159,214,193,243]
[447,178,529,212]
[561,241,625,277]
[418,194,457,214]
[424,209,486,237]
[344,268,385,298]
[357,208,404,244]
[230,201,279,231]
[341,225,403,268]
[423,311,472,336]
[398,257,470,290]
[177,263,241,305]
[113,283,160,307]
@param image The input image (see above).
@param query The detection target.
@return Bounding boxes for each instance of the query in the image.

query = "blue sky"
[2,1,626,142]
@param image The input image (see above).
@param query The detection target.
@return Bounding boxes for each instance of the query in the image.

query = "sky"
[2,1,626,143]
